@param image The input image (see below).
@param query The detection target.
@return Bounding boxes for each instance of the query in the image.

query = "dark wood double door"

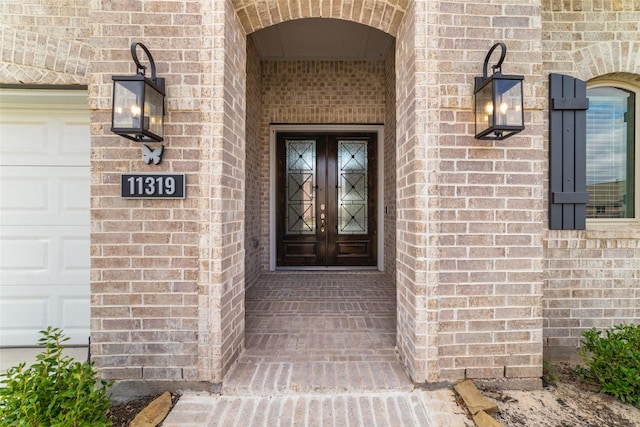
[276,132,377,267]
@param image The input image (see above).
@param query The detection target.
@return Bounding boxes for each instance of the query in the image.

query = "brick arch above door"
[570,41,640,82]
[231,0,407,36]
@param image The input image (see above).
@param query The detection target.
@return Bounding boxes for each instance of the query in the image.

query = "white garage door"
[0,89,90,346]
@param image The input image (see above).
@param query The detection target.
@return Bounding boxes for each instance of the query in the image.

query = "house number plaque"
[121,173,185,199]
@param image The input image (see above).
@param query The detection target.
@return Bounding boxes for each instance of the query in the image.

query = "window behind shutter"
[549,73,590,230]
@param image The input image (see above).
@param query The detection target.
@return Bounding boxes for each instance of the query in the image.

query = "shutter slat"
[574,79,588,230]
[548,74,589,230]
[551,98,589,110]
[549,74,564,230]
[562,75,577,229]
[552,192,589,204]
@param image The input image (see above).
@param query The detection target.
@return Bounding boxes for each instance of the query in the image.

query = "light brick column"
[394,0,438,383]
[197,0,247,383]
[433,0,545,386]
[88,0,206,383]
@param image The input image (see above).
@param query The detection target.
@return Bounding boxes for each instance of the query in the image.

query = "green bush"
[575,323,640,408]
[542,360,558,387]
[0,327,113,426]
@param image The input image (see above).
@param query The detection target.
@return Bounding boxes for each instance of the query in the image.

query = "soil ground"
[484,363,640,427]
[107,363,639,427]
[108,392,180,427]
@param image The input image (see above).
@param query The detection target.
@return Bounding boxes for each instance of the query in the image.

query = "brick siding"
[0,0,90,84]
[542,0,640,360]
[245,36,263,286]
[384,42,397,278]
[1,0,637,387]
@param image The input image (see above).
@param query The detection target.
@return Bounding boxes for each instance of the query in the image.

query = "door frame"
[270,124,385,271]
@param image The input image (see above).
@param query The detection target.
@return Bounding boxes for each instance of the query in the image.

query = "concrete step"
[161,389,474,427]
[222,359,413,396]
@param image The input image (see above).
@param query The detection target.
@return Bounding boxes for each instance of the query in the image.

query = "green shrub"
[0,327,113,426]
[575,323,640,408]
[542,360,558,387]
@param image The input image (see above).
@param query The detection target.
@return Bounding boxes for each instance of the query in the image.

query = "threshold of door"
[275,266,380,271]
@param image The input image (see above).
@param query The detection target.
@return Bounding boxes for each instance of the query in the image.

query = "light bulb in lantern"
[485,102,493,114]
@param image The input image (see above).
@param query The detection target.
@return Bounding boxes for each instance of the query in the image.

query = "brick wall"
[544,231,640,356]
[88,0,205,381]
[218,0,247,377]
[542,0,640,360]
[231,0,406,35]
[261,61,387,124]
[434,0,545,384]
[0,0,89,84]
[245,36,263,286]
[384,42,397,277]
[394,0,424,381]
[195,0,247,382]
[7,0,638,388]
[1,0,89,40]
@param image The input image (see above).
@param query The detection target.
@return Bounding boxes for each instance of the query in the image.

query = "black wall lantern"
[111,42,165,143]
[474,42,524,140]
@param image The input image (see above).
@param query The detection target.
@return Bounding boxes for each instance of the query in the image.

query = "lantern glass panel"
[144,82,163,139]
[113,80,143,130]
[495,79,523,127]
[475,81,494,136]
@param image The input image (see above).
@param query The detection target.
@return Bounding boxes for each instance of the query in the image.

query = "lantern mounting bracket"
[130,42,164,92]
[131,43,153,76]
[475,42,507,87]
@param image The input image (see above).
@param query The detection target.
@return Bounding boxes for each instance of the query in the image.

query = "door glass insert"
[338,140,368,234]
[285,139,316,234]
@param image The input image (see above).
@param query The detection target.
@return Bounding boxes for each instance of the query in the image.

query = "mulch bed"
[107,392,180,427]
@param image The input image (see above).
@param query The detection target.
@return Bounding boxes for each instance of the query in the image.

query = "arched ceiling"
[250,18,394,61]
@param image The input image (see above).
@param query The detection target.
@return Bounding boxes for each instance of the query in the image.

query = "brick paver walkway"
[162,272,472,426]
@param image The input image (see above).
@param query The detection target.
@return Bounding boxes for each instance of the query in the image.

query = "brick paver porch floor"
[225,271,408,395]
[163,272,472,426]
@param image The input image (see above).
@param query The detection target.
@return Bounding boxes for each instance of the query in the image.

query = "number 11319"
[121,174,185,199]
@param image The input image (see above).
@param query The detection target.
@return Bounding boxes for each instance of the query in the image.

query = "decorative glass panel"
[338,140,367,234]
[586,87,635,219]
[285,140,316,234]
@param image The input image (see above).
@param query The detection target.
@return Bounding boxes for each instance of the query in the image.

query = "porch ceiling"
[250,18,394,61]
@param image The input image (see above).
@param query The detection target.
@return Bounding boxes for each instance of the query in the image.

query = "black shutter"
[549,73,590,230]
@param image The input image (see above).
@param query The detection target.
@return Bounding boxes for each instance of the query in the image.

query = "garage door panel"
[61,175,91,213]
[0,167,90,226]
[0,290,89,346]
[0,297,48,329]
[1,227,89,284]
[1,270,90,286]
[61,120,91,158]
[0,113,89,166]
[0,296,48,347]
[0,176,49,212]
[0,118,50,162]
[0,237,49,271]
[61,297,91,329]
[61,237,91,271]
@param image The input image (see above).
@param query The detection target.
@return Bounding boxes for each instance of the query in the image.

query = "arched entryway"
[201,0,432,385]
